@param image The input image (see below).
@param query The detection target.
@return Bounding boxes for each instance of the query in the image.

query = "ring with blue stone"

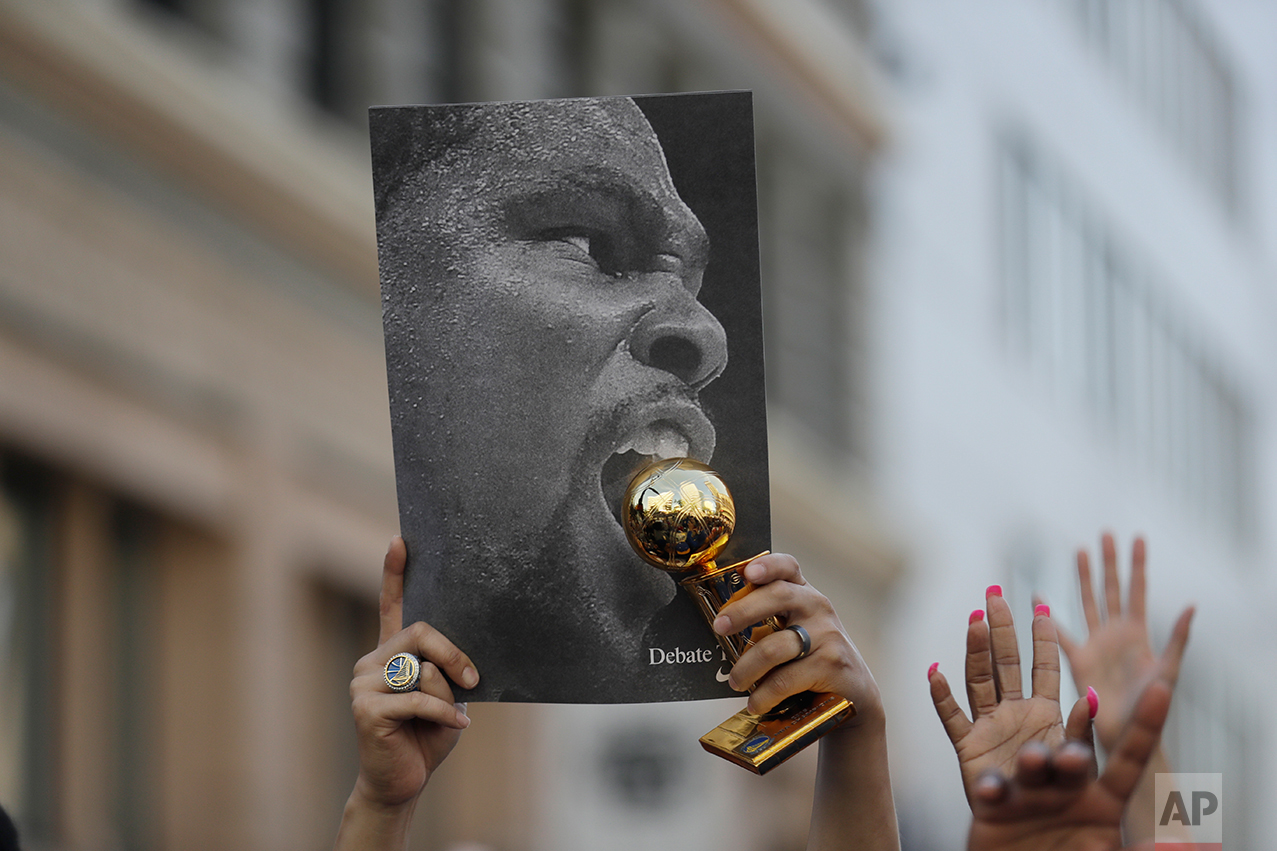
[384,652,422,693]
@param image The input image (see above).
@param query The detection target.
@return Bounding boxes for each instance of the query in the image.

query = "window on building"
[0,452,163,848]
[301,582,378,845]
[133,0,227,41]
[999,132,1252,537]
[304,0,469,124]
[1061,0,1240,216]
[0,454,59,844]
[758,143,867,461]
[110,502,161,851]
[549,0,595,97]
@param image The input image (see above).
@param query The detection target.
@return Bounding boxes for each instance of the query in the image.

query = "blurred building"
[869,1,1277,847]
[0,1,898,850]
[4,0,1275,849]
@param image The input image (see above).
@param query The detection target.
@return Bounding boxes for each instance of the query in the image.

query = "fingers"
[1049,740,1095,787]
[712,557,816,637]
[971,771,1008,804]
[1077,548,1101,632]
[1156,605,1195,686]
[738,552,806,587]
[1097,678,1173,802]
[1128,535,1148,623]
[971,739,1094,813]
[716,556,854,713]
[965,609,998,719]
[928,664,973,745]
[1012,741,1052,787]
[986,586,1022,700]
[726,621,812,694]
[379,536,407,645]
[1102,532,1122,619]
[360,621,480,692]
[352,690,470,732]
[1029,605,1060,702]
[1063,690,1096,751]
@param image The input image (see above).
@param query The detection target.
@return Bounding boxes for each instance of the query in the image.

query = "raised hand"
[713,553,900,851]
[929,587,1094,803]
[963,607,1192,851]
[712,553,881,723]
[335,536,479,850]
[1057,533,1157,749]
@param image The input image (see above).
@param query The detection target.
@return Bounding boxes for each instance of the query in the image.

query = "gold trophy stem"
[678,551,855,775]
[621,457,854,775]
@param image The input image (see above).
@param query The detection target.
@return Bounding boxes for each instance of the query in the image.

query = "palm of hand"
[358,709,461,807]
[954,697,1066,799]
[1066,620,1155,746]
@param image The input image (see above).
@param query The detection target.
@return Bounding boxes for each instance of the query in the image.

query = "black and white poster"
[372,91,770,703]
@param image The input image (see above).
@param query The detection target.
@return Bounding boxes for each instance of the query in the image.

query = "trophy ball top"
[621,457,736,572]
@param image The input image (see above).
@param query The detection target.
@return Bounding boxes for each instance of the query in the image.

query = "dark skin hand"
[929,589,1095,804]
[335,536,479,850]
[712,553,882,724]
[928,584,1192,851]
[713,553,901,851]
[964,657,1186,851]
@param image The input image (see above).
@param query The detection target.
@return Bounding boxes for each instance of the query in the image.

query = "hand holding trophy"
[622,458,855,774]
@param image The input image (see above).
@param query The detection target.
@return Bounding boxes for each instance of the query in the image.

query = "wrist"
[835,681,886,734]
[350,771,423,813]
[336,782,419,851]
[823,704,887,753]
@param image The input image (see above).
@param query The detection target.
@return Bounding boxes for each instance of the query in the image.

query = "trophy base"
[699,691,855,775]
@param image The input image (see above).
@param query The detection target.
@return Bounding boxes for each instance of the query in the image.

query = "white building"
[868,1,1277,846]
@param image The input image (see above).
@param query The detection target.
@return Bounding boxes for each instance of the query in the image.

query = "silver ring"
[786,624,811,661]
[384,652,422,692]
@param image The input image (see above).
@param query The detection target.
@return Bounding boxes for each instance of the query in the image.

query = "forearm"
[807,717,900,851]
[1121,746,1173,844]
[334,785,418,851]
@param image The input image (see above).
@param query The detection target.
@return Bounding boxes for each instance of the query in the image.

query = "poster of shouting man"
[372,91,770,703]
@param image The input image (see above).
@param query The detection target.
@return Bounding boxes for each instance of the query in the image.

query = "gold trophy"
[622,458,854,774]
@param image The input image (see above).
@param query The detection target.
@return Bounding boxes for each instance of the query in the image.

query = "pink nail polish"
[1035,604,1050,617]
[927,662,939,680]
[986,584,1003,597]
[969,609,985,624]
[1087,686,1099,719]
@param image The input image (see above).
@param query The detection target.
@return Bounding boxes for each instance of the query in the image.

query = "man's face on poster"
[384,98,728,614]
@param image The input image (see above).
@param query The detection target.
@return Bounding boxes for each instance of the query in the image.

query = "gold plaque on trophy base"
[700,691,854,774]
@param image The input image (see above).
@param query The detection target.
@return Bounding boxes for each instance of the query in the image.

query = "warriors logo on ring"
[384,652,422,693]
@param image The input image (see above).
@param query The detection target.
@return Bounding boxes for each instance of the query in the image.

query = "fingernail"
[986,584,1002,597]
[456,711,471,728]
[712,615,731,635]
[1087,686,1099,718]
[927,662,939,680]
[1035,604,1050,617]
[743,561,764,583]
[461,666,479,689]
[969,609,985,624]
